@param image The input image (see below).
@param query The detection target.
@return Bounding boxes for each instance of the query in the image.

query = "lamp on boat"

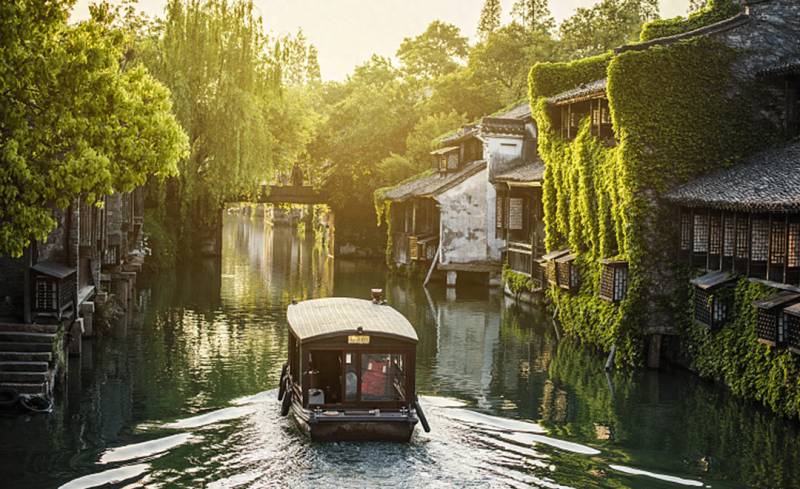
[371,288,383,303]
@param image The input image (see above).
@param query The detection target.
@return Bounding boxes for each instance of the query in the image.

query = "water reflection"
[0,214,799,489]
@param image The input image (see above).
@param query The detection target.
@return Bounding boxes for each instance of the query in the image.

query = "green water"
[1,214,800,489]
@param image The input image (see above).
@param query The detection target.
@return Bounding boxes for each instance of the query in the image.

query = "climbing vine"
[529,31,777,368]
[639,0,743,42]
[687,279,800,418]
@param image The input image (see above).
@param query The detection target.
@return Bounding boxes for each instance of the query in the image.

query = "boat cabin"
[280,296,427,441]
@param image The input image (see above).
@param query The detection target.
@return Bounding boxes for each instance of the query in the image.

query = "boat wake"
[57,390,707,489]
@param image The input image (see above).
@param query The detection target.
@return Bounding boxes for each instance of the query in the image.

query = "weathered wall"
[437,169,493,265]
[485,134,527,261]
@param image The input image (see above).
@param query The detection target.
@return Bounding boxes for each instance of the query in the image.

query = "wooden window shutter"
[508,198,524,231]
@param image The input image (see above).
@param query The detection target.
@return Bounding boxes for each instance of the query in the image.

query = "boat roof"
[287,298,418,343]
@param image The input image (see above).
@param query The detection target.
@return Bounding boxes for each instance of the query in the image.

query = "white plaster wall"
[436,169,491,265]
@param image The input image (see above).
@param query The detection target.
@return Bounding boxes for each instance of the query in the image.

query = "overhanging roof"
[287,298,418,343]
[32,261,76,279]
[549,78,607,105]
[383,160,487,202]
[665,141,800,212]
[491,158,545,185]
[430,146,459,156]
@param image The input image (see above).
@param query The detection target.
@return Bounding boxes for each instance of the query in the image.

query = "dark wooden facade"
[391,198,440,266]
[497,185,545,282]
[680,208,800,287]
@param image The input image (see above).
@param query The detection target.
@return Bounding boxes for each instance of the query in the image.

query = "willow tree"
[146,0,318,254]
[0,0,188,257]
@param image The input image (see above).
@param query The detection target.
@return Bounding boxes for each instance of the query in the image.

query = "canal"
[1,214,799,489]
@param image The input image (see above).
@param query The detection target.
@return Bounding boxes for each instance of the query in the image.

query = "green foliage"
[687,279,800,419]
[511,0,555,34]
[502,264,537,295]
[142,208,177,273]
[640,0,742,42]
[477,0,502,40]
[530,36,775,366]
[0,0,187,257]
[141,0,318,250]
[528,53,611,100]
[470,23,559,105]
[405,111,467,167]
[558,0,659,58]
[397,21,468,81]
[311,56,419,212]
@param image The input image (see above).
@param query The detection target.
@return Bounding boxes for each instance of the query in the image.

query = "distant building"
[381,102,544,287]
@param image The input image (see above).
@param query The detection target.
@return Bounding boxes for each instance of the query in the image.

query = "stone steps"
[0,371,47,383]
[0,382,46,395]
[0,323,58,334]
[0,352,52,362]
[0,324,59,403]
[0,342,53,353]
[0,331,56,344]
[0,361,49,372]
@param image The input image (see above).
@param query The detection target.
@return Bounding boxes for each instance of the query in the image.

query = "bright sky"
[72,0,691,81]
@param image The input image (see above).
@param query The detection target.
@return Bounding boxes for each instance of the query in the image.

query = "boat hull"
[290,401,418,442]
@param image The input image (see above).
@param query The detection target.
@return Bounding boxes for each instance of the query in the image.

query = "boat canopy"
[287,298,418,343]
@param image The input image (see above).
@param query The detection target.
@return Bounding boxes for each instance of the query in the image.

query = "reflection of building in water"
[434,299,500,407]
[221,214,333,309]
[540,379,571,425]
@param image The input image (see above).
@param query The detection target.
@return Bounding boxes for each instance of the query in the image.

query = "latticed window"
[693,214,709,252]
[600,260,628,303]
[789,223,800,268]
[508,198,524,231]
[723,216,735,257]
[680,212,692,251]
[736,218,749,259]
[751,219,770,261]
[34,278,57,312]
[754,293,800,346]
[785,304,800,353]
[709,214,721,255]
[496,197,505,229]
[691,272,735,329]
[447,153,458,170]
[770,219,787,266]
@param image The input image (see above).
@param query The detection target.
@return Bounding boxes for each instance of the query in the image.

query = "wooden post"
[785,214,790,284]
[767,213,773,280]
[706,208,711,271]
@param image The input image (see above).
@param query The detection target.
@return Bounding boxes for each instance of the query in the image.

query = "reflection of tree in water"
[545,338,800,488]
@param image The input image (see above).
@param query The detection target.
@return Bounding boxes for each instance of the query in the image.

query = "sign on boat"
[278,292,430,442]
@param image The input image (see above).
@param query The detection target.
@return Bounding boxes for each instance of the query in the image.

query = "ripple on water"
[56,394,708,489]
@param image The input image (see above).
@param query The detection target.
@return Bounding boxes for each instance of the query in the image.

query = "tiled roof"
[615,12,750,54]
[495,101,532,120]
[287,298,418,343]
[665,141,800,212]
[440,125,479,145]
[549,78,607,105]
[383,160,487,202]
[491,158,545,184]
[481,117,526,137]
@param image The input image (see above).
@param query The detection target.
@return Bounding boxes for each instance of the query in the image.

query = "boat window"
[345,352,358,401]
[360,353,406,401]
[309,351,343,404]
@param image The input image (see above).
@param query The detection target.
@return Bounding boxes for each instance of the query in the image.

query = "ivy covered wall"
[528,1,779,368]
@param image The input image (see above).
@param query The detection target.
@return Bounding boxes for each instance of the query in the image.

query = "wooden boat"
[279,294,430,442]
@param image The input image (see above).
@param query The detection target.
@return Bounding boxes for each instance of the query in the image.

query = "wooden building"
[0,188,147,400]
